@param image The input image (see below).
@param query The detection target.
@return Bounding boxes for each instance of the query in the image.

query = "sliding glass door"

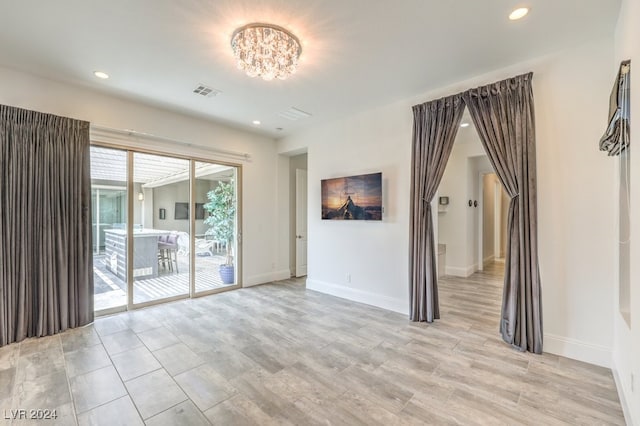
[132,152,190,305]
[91,147,128,313]
[194,161,239,293]
[90,144,241,314]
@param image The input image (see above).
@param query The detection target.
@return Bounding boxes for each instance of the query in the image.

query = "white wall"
[151,179,215,235]
[276,154,292,279]
[279,37,617,368]
[467,156,493,272]
[500,190,509,258]
[0,65,288,288]
[279,104,413,314]
[612,0,640,423]
[438,145,475,276]
[482,174,498,264]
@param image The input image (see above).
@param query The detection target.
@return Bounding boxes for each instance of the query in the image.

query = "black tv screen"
[195,203,205,220]
[174,202,205,220]
[174,202,188,220]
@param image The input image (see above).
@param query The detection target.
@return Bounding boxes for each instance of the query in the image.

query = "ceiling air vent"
[192,84,221,97]
[278,107,312,121]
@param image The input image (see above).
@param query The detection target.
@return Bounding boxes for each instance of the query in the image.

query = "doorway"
[436,113,506,281]
[289,153,308,277]
[295,169,308,277]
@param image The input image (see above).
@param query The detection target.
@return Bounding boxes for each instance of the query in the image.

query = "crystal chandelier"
[230,23,302,81]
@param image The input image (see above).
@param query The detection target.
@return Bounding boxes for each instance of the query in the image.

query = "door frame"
[91,185,126,255]
[295,168,308,277]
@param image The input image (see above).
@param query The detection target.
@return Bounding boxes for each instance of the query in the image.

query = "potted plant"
[204,179,236,284]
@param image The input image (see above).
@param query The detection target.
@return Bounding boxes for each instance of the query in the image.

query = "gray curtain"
[462,73,543,353]
[409,95,465,322]
[600,60,630,156]
[0,104,93,347]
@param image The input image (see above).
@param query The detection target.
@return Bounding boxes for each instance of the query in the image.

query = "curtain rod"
[90,124,251,162]
[411,71,533,109]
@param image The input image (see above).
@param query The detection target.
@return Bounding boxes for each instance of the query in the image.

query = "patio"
[93,251,232,311]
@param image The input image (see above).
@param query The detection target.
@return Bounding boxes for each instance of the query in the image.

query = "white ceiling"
[0,1,621,138]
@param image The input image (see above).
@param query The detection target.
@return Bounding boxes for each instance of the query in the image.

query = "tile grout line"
[80,323,146,422]
[60,334,81,426]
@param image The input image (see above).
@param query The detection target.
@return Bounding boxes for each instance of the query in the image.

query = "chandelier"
[230,23,302,81]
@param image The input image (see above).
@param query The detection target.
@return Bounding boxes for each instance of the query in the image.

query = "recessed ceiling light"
[252,120,261,125]
[93,71,109,79]
[509,7,529,20]
[460,122,470,128]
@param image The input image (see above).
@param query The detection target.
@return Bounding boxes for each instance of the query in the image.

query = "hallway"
[439,261,505,333]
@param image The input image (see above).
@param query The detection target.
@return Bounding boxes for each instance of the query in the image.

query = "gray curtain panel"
[409,95,464,322]
[600,60,630,156]
[463,73,543,353]
[0,105,94,347]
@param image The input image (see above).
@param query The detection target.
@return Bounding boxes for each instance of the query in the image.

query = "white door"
[295,169,308,277]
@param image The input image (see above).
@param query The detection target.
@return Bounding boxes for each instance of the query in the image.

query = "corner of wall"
[544,333,612,368]
[612,364,638,426]
[306,278,409,316]
[244,269,291,287]
[445,264,478,277]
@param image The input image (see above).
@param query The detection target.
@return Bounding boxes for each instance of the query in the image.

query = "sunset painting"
[321,172,382,220]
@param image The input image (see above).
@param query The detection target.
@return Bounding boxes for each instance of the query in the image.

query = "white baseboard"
[612,364,637,426]
[244,269,291,287]
[273,269,292,282]
[544,333,611,368]
[445,263,477,277]
[306,278,408,315]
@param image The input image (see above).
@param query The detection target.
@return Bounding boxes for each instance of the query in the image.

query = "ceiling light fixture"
[252,120,261,125]
[93,71,109,79]
[460,122,470,128]
[509,7,529,20]
[231,23,302,81]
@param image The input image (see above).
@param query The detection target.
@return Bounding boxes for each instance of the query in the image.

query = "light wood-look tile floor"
[0,263,626,425]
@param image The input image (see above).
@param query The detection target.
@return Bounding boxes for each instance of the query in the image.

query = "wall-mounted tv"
[321,172,382,220]
[174,202,206,220]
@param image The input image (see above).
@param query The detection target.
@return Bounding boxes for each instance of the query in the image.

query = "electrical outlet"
[346,273,351,283]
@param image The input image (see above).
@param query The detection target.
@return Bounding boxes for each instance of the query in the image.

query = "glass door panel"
[132,152,190,304]
[90,146,128,312]
[194,161,238,292]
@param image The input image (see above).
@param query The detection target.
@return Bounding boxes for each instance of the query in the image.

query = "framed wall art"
[321,172,382,220]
